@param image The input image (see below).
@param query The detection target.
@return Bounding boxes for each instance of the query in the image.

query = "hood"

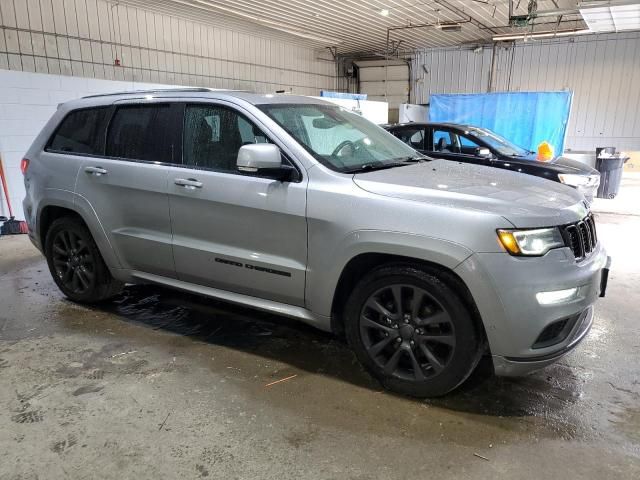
[511,154,599,175]
[353,160,590,228]
[551,155,599,175]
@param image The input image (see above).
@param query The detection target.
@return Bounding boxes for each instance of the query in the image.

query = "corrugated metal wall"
[412,32,640,151]
[0,0,337,95]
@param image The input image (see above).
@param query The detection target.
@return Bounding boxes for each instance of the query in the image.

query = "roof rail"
[82,87,213,99]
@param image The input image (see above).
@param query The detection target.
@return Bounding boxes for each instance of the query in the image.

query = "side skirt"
[129,270,331,331]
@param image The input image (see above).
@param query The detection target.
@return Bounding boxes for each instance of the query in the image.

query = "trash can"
[595,148,628,199]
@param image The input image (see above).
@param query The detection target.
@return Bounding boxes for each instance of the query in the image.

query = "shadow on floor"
[87,284,582,419]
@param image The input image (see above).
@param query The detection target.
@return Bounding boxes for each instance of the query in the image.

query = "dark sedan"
[385,122,600,202]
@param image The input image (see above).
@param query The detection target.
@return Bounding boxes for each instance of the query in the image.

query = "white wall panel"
[412,33,640,151]
[0,0,337,96]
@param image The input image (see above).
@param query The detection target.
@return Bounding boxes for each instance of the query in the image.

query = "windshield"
[258,103,420,172]
[466,127,530,157]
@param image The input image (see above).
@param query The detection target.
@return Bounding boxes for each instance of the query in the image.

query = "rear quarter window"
[47,107,110,155]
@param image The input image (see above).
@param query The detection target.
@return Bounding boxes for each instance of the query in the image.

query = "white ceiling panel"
[581,4,640,32]
[118,0,639,53]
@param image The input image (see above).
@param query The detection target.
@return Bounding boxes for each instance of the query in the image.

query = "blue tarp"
[429,91,573,156]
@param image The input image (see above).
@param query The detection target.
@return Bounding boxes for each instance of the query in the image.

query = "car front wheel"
[345,265,483,397]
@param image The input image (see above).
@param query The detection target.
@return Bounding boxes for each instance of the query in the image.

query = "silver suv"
[22,89,610,397]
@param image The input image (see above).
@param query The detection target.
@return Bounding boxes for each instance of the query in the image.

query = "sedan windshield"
[258,103,421,172]
[466,127,530,157]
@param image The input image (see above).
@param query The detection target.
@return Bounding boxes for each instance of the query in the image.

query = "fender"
[36,191,122,271]
[305,229,474,318]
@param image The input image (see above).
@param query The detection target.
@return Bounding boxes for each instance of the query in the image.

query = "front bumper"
[492,305,593,376]
[455,241,609,376]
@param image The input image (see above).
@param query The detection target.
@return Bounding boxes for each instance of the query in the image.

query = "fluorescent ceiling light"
[580,4,640,32]
[493,29,591,41]
[380,9,390,16]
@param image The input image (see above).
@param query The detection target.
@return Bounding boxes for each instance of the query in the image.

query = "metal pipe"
[435,0,501,34]
[512,0,640,19]
[488,42,498,92]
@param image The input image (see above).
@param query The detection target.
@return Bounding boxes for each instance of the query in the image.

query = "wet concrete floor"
[1,213,639,479]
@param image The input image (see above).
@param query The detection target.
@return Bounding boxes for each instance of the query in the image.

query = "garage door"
[355,60,409,122]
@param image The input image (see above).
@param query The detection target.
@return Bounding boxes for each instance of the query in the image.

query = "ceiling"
[121,0,638,54]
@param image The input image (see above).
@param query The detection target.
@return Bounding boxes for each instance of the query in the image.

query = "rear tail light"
[20,158,30,175]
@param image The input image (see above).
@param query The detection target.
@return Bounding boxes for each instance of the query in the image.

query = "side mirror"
[476,147,492,157]
[237,144,296,181]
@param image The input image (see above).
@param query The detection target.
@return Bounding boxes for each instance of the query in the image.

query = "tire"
[344,264,482,397]
[44,216,123,303]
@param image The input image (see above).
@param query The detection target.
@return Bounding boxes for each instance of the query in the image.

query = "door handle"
[85,166,108,176]
[174,178,203,189]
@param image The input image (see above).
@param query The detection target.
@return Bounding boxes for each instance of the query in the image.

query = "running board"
[130,271,328,330]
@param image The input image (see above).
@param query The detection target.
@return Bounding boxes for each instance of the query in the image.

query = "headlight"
[497,228,565,256]
[558,173,600,188]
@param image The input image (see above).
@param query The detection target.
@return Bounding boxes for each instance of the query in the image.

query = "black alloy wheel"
[359,284,456,382]
[345,265,482,397]
[51,228,96,295]
[45,217,122,303]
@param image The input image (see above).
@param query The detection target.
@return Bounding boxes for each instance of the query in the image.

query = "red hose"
[0,155,13,217]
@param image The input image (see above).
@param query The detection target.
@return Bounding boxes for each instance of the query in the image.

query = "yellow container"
[536,141,555,162]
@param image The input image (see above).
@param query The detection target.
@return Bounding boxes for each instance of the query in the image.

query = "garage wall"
[0,0,337,94]
[412,32,640,151]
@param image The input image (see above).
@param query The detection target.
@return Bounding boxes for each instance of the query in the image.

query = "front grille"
[562,214,597,261]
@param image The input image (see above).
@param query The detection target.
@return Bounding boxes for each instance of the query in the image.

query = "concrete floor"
[1,197,639,479]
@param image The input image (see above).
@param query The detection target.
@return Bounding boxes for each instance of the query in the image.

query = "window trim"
[177,102,303,183]
[44,105,112,157]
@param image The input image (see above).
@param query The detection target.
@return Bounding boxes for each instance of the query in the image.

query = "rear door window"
[393,127,425,150]
[47,107,110,155]
[106,104,173,163]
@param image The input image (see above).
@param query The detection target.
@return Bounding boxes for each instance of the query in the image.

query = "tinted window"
[106,105,173,162]
[183,105,268,172]
[48,107,109,155]
[393,127,425,150]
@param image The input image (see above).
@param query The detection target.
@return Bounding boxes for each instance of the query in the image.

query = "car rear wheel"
[345,265,482,397]
[45,217,122,303]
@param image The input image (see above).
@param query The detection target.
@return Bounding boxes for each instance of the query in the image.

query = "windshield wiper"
[393,155,430,163]
[343,155,430,174]
[342,162,404,173]
[342,155,429,174]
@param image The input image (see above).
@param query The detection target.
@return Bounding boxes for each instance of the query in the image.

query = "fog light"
[536,287,579,305]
